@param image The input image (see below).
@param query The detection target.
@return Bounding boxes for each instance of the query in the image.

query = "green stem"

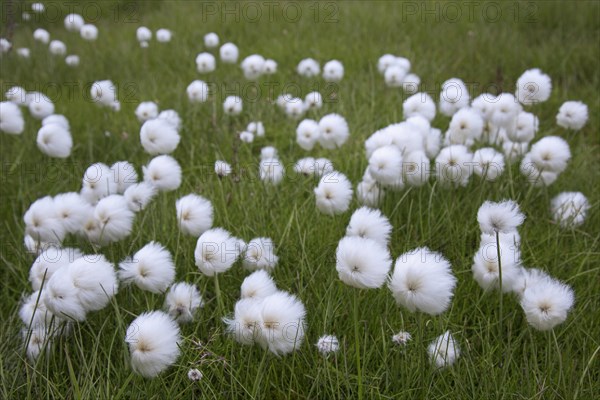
[353,290,364,400]
[214,274,225,316]
[495,231,503,341]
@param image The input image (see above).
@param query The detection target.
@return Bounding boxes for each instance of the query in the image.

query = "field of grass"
[1,1,599,398]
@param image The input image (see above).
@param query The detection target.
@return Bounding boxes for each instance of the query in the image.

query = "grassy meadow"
[1,1,599,399]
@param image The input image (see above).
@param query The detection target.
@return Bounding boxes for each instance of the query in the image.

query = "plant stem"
[495,230,503,340]
[214,274,225,316]
[353,290,364,400]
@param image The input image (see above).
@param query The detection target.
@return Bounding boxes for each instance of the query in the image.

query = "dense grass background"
[1,1,599,398]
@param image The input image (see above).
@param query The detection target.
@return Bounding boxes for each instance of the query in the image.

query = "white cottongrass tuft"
[195,52,216,73]
[323,60,344,82]
[520,275,574,331]
[187,80,209,103]
[384,65,407,87]
[296,119,320,150]
[477,200,525,235]
[472,147,505,181]
[158,110,181,131]
[472,239,523,293]
[19,290,55,328]
[263,59,277,74]
[516,68,552,105]
[316,335,340,355]
[93,195,135,243]
[389,248,457,315]
[36,123,73,158]
[0,101,25,134]
[256,291,306,355]
[223,96,243,116]
[224,298,263,345]
[335,236,392,289]
[219,42,239,63]
[143,155,182,191]
[392,331,412,346]
[64,13,84,32]
[194,228,245,276]
[526,136,571,174]
[111,161,138,194]
[188,368,203,382]
[294,157,317,176]
[428,331,460,368]
[164,282,204,323]
[136,26,152,42]
[345,206,392,247]
[368,145,403,186]
[33,28,50,44]
[297,58,320,77]
[29,247,83,291]
[435,145,473,187]
[90,80,119,110]
[240,270,278,300]
[403,92,436,121]
[439,78,470,116]
[49,40,66,56]
[176,194,213,236]
[140,118,181,155]
[240,54,266,79]
[125,311,181,377]
[80,24,98,41]
[66,255,118,313]
[304,91,323,110]
[259,158,285,185]
[135,101,159,122]
[318,114,350,149]
[247,121,265,137]
[24,196,66,243]
[356,178,384,208]
[556,101,588,130]
[215,160,232,177]
[243,237,278,271]
[550,192,590,228]
[446,107,484,145]
[204,32,219,48]
[28,93,55,119]
[284,97,306,119]
[156,29,172,43]
[314,172,353,215]
[119,242,175,293]
[65,54,80,67]
[124,182,157,212]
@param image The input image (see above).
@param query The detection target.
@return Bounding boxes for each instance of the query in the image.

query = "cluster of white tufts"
[225,271,306,356]
[475,200,575,331]
[136,26,173,47]
[378,54,420,93]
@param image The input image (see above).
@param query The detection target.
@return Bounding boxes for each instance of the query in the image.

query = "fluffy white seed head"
[556,101,588,130]
[477,200,525,234]
[36,124,73,158]
[472,147,505,181]
[240,270,278,300]
[428,331,460,368]
[297,58,320,77]
[176,194,213,236]
[550,192,590,228]
[93,195,135,243]
[219,42,239,63]
[194,228,244,276]
[318,113,349,149]
[336,236,392,289]
[322,60,344,82]
[0,101,25,134]
[316,335,340,355]
[257,292,306,355]
[516,68,552,105]
[195,52,216,73]
[140,118,180,155]
[164,282,203,323]
[187,80,209,103]
[403,92,436,121]
[24,196,65,243]
[520,275,574,331]
[119,242,175,293]
[223,96,243,116]
[314,172,353,215]
[29,246,83,291]
[143,155,182,191]
[135,101,159,122]
[124,182,157,212]
[346,206,392,247]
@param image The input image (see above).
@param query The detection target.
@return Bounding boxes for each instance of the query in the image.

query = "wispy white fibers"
[446,108,484,145]
[439,78,470,116]
[314,171,353,215]
[520,275,574,331]
[384,65,407,87]
[195,52,216,73]
[296,119,320,150]
[24,196,66,243]
[164,282,204,323]
[42,114,70,130]
[223,96,243,116]
[403,150,431,187]
[297,58,320,77]
[23,326,52,361]
[52,195,88,236]
[65,55,80,67]
[526,136,571,174]
[365,129,393,160]
[126,311,181,377]
[156,29,172,43]
[285,97,306,119]
[36,123,73,158]
[136,26,152,43]
[316,335,340,355]
[477,200,525,234]
[428,331,460,368]
[392,331,412,346]
[29,247,83,291]
[243,238,279,271]
[368,145,403,186]
[318,114,349,149]
[472,148,505,181]
[490,93,522,128]
[336,236,392,289]
[507,111,538,143]
[294,157,316,175]
[256,291,306,355]
[516,68,552,105]
[135,101,159,122]
[194,228,245,276]
[64,13,84,32]
[111,161,138,194]
[224,298,264,345]
[304,91,323,110]
[187,80,209,103]
[140,118,180,155]
[435,145,473,187]
[176,194,213,236]
[80,24,99,41]
[247,121,265,137]
[389,248,457,315]
[80,162,117,205]
[19,290,55,328]
[345,207,392,247]
[28,92,55,120]
[215,160,232,177]
[204,32,219,48]
[49,40,67,56]
[124,182,158,212]
[550,192,590,228]
[143,155,182,191]
[158,109,182,131]
[94,195,135,243]
[5,86,28,106]
[119,242,175,293]
[43,266,87,321]
[240,270,278,300]
[323,60,344,82]
[0,101,25,134]
[219,42,239,63]
[356,178,384,208]
[259,158,285,184]
[472,237,523,293]
[263,59,277,74]
[556,101,588,130]
[33,28,50,44]
[314,158,335,177]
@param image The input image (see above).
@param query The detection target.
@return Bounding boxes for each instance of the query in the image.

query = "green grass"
[1,1,599,398]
